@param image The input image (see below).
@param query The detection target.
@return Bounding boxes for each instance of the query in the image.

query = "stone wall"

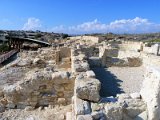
[0,69,75,110]
[69,47,147,120]
[55,47,71,69]
[70,48,101,119]
[69,36,104,44]
[99,45,142,67]
[140,54,160,120]
[143,43,160,55]
[0,47,74,113]
[119,41,143,51]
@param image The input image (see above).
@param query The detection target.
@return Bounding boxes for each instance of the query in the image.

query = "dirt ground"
[0,105,72,120]
[92,66,145,97]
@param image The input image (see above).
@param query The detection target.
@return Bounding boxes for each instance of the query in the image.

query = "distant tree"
[0,43,9,53]
[62,34,69,39]
[35,33,42,39]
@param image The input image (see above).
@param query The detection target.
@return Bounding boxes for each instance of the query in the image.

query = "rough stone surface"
[77,115,93,120]
[104,103,123,120]
[73,96,91,116]
[76,78,101,102]
[0,104,5,113]
[134,111,148,120]
[86,70,95,78]
[140,66,160,120]
[91,111,104,120]
[123,99,146,118]
[130,92,141,99]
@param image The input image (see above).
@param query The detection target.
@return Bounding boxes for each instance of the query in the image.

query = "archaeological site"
[0,32,160,120]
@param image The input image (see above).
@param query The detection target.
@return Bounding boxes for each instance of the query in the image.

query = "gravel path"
[92,66,145,97]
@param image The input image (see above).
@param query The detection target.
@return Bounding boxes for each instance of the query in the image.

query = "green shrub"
[146,39,160,43]
[0,43,9,53]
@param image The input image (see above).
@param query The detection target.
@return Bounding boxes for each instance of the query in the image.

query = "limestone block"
[66,112,73,120]
[29,102,37,107]
[3,85,20,102]
[17,58,32,67]
[6,103,16,109]
[134,111,148,120]
[76,78,101,102]
[91,103,103,111]
[77,115,93,120]
[3,85,16,94]
[33,58,40,64]
[81,62,89,72]
[25,106,34,111]
[73,96,91,116]
[0,98,8,106]
[57,98,66,105]
[63,83,74,91]
[57,92,64,97]
[44,66,54,72]
[17,103,27,109]
[0,91,4,97]
[47,60,55,65]
[73,62,90,72]
[123,99,146,118]
[0,104,5,113]
[31,71,52,82]
[83,101,91,114]
[75,54,86,61]
[86,70,95,78]
[73,96,84,115]
[54,85,64,92]
[117,94,132,101]
[52,71,71,84]
[64,91,73,98]
[104,103,123,120]
[130,92,141,99]
[91,111,104,120]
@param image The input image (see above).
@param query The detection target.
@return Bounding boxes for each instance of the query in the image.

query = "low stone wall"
[118,41,143,51]
[0,69,74,111]
[69,47,147,120]
[0,47,74,113]
[69,36,104,44]
[100,48,142,67]
[143,44,160,55]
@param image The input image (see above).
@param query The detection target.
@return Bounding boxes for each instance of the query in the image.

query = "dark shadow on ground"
[1,53,18,66]
[92,67,124,97]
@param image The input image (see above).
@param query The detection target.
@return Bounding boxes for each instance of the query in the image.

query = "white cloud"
[51,17,160,34]
[22,18,42,30]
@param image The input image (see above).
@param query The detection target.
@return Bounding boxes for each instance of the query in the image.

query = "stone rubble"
[1,37,160,120]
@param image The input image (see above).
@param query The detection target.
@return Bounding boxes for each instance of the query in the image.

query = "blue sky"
[0,0,160,34]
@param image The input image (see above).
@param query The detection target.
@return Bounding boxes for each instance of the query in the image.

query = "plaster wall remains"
[99,43,142,67]
[55,47,71,69]
[69,36,104,44]
[143,43,160,55]
[118,41,143,51]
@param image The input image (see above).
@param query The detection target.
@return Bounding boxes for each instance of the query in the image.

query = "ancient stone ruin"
[0,36,160,120]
